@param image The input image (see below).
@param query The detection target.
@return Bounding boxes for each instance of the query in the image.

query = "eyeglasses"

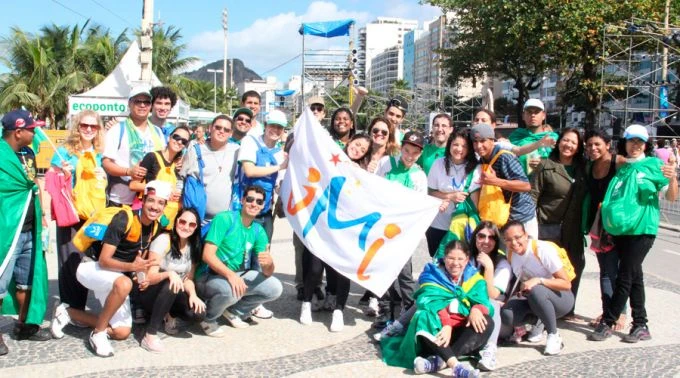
[236,116,252,123]
[171,134,189,145]
[476,232,494,241]
[133,99,152,106]
[310,104,325,112]
[213,124,232,133]
[371,128,388,137]
[79,123,100,130]
[177,218,197,228]
[245,196,265,206]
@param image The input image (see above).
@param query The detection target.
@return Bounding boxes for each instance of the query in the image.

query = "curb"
[660,222,680,232]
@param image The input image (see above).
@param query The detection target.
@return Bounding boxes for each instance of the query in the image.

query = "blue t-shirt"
[49,146,103,187]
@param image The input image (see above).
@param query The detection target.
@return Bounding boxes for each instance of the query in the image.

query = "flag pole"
[34,127,67,163]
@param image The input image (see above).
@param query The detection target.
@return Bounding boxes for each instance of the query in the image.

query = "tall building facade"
[370,47,404,94]
[358,17,418,87]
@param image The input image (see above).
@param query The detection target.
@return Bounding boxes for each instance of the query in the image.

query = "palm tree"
[149,25,198,100]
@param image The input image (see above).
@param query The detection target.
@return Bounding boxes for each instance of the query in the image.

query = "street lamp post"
[207,69,223,112]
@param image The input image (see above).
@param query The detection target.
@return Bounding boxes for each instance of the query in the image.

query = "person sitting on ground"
[499,220,573,356]
[52,181,170,357]
[381,240,493,377]
[136,207,206,352]
[195,185,282,336]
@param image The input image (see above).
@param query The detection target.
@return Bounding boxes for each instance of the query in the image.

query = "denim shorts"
[0,231,34,297]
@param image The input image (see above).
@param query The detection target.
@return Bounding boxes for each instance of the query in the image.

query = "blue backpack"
[183,143,207,220]
[240,135,281,214]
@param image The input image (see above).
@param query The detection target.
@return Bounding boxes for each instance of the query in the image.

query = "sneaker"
[508,325,527,344]
[50,302,71,339]
[372,313,390,330]
[322,294,337,312]
[141,333,164,353]
[544,332,563,355]
[330,309,344,332]
[89,330,114,357]
[0,333,8,356]
[223,310,250,328]
[453,362,479,378]
[164,314,178,336]
[366,297,380,317]
[251,304,274,319]
[133,308,146,325]
[588,322,612,341]
[527,321,545,343]
[14,324,52,341]
[300,301,313,325]
[413,355,446,374]
[296,287,304,301]
[314,287,325,300]
[358,291,371,305]
[477,344,497,371]
[200,321,226,337]
[373,320,404,342]
[622,325,652,343]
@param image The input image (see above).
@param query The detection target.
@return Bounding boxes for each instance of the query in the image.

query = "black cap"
[401,131,424,149]
[387,95,408,113]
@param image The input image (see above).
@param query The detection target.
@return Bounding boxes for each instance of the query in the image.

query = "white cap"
[266,109,288,127]
[128,84,152,100]
[523,98,545,111]
[144,180,172,200]
[624,124,649,142]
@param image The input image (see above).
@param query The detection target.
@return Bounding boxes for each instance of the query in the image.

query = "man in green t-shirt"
[196,185,282,336]
[417,113,453,175]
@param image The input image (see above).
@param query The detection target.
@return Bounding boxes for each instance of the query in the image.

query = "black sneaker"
[588,322,612,341]
[372,313,390,330]
[358,291,371,305]
[14,324,52,341]
[622,325,651,343]
[296,287,304,301]
[0,333,8,355]
[314,287,325,301]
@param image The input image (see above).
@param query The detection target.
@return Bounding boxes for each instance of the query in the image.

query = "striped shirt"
[483,146,536,223]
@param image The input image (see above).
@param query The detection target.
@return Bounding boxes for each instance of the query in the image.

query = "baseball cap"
[233,107,254,119]
[401,131,424,149]
[306,96,325,107]
[387,96,408,113]
[144,180,172,200]
[623,124,649,142]
[1,109,41,130]
[470,123,496,140]
[265,110,288,127]
[128,84,152,100]
[523,98,545,111]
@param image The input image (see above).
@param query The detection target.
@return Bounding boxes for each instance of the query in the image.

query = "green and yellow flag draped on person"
[0,139,49,325]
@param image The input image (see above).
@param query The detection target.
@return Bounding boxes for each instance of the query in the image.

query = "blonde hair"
[66,110,104,155]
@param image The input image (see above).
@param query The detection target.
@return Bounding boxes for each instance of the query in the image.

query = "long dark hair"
[343,133,373,168]
[328,107,356,141]
[171,207,203,264]
[470,221,502,275]
[549,127,585,166]
[444,128,478,176]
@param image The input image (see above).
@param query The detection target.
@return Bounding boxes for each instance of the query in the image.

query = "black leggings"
[302,247,350,310]
[136,279,202,335]
[418,314,494,362]
[425,227,447,258]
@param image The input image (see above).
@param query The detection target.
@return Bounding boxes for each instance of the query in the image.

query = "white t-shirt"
[375,155,428,194]
[103,120,166,204]
[247,120,264,137]
[427,158,481,230]
[473,257,512,294]
[149,233,192,279]
[509,240,563,282]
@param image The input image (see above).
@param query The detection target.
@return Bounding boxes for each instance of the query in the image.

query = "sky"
[2,0,443,84]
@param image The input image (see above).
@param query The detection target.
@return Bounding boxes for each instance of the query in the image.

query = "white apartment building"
[370,47,404,94]
[358,17,418,87]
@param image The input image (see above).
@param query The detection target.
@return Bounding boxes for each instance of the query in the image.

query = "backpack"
[152,151,179,224]
[72,151,107,220]
[183,143,207,220]
[72,206,134,253]
[478,150,513,226]
[507,239,576,281]
[240,135,281,214]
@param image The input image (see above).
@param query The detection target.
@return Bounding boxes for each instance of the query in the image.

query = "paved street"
[1,218,680,377]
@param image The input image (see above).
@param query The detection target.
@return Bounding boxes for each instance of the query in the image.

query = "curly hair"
[65,110,104,155]
[150,86,177,107]
[328,107,356,141]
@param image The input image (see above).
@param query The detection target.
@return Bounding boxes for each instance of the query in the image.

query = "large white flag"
[280,110,440,296]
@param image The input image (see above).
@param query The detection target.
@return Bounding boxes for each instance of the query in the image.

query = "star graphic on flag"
[330,153,341,166]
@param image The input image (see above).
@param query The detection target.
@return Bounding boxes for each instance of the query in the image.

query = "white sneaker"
[330,309,344,332]
[478,343,497,371]
[300,301,313,325]
[89,330,114,357]
[200,321,227,337]
[544,332,564,355]
[322,294,336,312]
[413,355,446,374]
[251,304,274,319]
[223,310,249,329]
[366,297,379,317]
[527,321,545,343]
[50,302,71,339]
[373,320,405,342]
[164,314,178,335]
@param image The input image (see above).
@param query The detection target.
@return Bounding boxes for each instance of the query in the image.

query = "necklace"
[209,145,228,173]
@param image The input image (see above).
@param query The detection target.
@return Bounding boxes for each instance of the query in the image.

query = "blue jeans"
[0,231,34,297]
[197,270,282,322]
[596,250,627,316]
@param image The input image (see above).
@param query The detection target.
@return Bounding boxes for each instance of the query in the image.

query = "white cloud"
[382,0,443,24]
[187,1,371,80]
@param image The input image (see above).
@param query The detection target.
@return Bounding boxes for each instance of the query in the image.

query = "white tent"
[68,40,189,121]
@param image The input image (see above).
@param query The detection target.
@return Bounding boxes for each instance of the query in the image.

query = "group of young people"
[0,88,677,378]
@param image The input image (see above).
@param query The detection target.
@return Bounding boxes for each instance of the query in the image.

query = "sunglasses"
[79,123,100,130]
[133,99,152,106]
[236,116,252,123]
[476,233,494,240]
[371,128,388,137]
[245,196,265,206]
[177,218,197,228]
[171,133,189,145]
[310,104,325,112]
[213,124,232,133]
